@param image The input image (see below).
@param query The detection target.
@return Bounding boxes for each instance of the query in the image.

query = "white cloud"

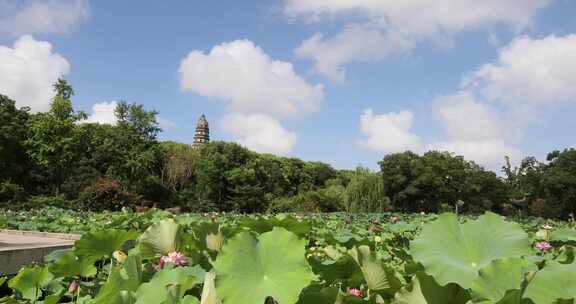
[359,109,421,153]
[432,91,507,142]
[286,0,551,81]
[295,23,414,81]
[220,113,297,155]
[426,140,521,170]
[179,39,324,118]
[82,101,177,130]
[465,34,576,107]
[284,0,550,35]
[83,101,117,125]
[362,34,576,170]
[0,0,89,36]
[0,35,70,112]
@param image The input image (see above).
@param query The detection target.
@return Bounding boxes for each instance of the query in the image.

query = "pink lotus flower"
[535,241,553,252]
[68,280,78,294]
[347,288,363,298]
[156,251,188,269]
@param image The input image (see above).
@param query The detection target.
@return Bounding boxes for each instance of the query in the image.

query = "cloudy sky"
[1,0,575,171]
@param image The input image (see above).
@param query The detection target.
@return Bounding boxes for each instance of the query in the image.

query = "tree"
[380,151,507,212]
[25,80,85,193]
[343,167,389,213]
[193,141,256,211]
[0,95,31,185]
[106,101,162,191]
[159,142,198,191]
[540,149,576,217]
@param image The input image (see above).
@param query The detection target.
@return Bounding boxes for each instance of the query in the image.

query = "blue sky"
[1,0,576,171]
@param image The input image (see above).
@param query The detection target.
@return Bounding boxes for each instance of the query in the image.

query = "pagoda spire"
[193,114,209,148]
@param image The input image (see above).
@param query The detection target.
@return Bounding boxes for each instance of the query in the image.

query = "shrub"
[267,195,319,213]
[27,195,70,209]
[0,181,28,205]
[530,199,563,219]
[78,179,139,211]
[267,189,341,213]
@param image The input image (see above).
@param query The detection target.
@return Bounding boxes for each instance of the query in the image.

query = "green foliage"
[0,94,31,185]
[135,265,203,304]
[8,265,54,301]
[410,212,531,288]
[380,151,507,213]
[2,211,576,303]
[0,181,28,205]
[94,253,143,304]
[3,77,576,217]
[138,219,180,259]
[523,261,576,304]
[49,250,98,278]
[75,229,139,262]
[393,272,470,304]
[343,167,390,213]
[213,227,315,304]
[503,148,576,219]
[470,257,536,303]
[78,179,139,211]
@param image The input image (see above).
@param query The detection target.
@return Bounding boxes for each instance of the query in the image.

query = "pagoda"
[192,114,210,148]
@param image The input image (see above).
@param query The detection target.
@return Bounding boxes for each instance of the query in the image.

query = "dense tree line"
[1,80,575,217]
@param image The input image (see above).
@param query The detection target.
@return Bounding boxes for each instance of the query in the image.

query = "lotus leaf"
[410,212,531,288]
[524,261,576,304]
[213,227,315,304]
[393,272,469,304]
[135,265,203,304]
[138,219,180,259]
[349,245,402,297]
[75,229,139,262]
[470,257,536,303]
[9,265,53,301]
[94,254,142,304]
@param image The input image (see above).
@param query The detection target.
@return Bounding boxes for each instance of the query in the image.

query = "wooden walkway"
[0,230,80,274]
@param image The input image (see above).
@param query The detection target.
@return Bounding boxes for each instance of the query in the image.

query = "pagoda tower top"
[193,114,209,147]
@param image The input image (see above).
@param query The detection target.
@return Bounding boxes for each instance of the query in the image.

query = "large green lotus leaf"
[9,265,53,301]
[410,212,531,288]
[296,284,339,304]
[550,228,576,243]
[470,258,536,304]
[240,214,311,237]
[94,253,142,304]
[213,227,315,304]
[393,272,470,304]
[138,219,180,259]
[49,250,97,278]
[135,265,202,304]
[308,255,364,286]
[349,245,402,297]
[75,229,139,262]
[523,261,576,304]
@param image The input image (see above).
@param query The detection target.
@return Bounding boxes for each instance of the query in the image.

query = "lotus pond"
[1,208,575,303]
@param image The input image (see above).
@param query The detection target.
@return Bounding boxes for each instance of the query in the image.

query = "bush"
[27,195,70,209]
[267,190,341,213]
[267,195,319,213]
[530,199,563,219]
[0,181,28,205]
[78,179,139,211]
[135,175,172,208]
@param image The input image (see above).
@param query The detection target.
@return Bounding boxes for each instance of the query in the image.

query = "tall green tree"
[540,149,576,217]
[0,95,31,185]
[25,79,85,193]
[380,151,507,212]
